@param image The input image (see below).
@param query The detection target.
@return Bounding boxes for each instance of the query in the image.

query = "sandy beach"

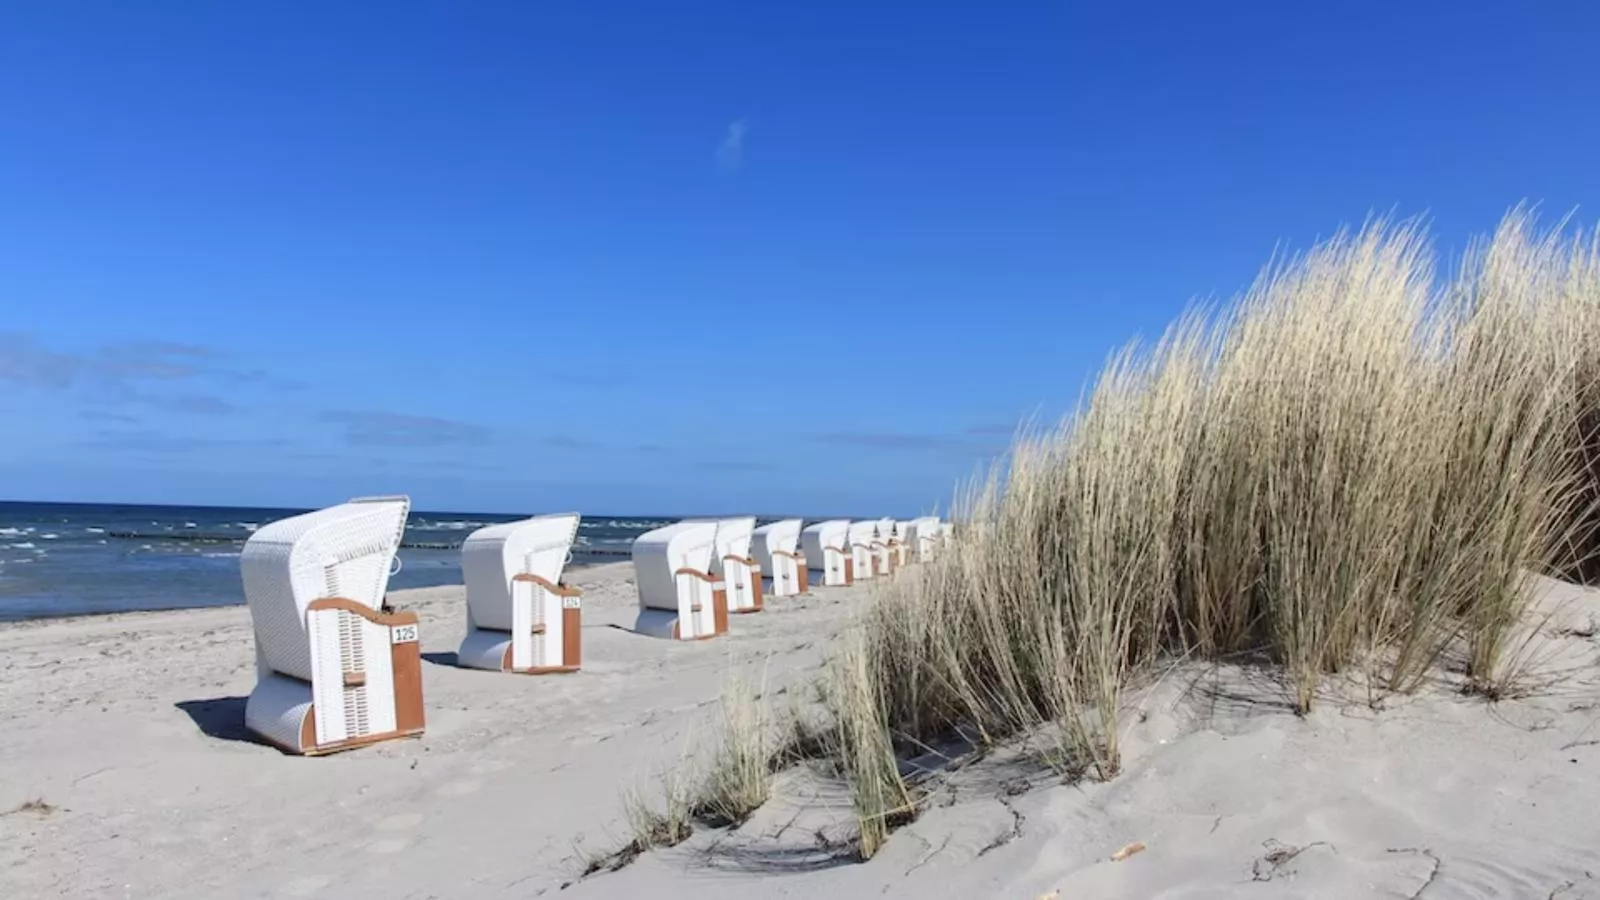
[2,563,1600,898]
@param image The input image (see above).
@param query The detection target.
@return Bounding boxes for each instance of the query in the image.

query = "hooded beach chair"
[890,520,914,568]
[633,521,726,640]
[939,521,954,548]
[801,520,852,586]
[241,496,421,755]
[457,514,583,674]
[701,516,762,614]
[847,520,878,580]
[752,518,807,597]
[906,517,942,562]
[871,518,898,575]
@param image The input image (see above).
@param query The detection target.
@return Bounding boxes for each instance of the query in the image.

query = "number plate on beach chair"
[391,624,419,644]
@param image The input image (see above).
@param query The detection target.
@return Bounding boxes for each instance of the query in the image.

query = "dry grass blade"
[691,671,775,828]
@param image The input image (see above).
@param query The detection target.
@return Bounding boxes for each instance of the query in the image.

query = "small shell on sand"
[1111,841,1147,862]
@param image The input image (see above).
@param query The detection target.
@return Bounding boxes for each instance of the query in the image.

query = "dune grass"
[689,673,775,827]
[619,763,693,856]
[828,211,1600,854]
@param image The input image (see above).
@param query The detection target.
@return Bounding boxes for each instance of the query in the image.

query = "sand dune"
[5,565,1600,898]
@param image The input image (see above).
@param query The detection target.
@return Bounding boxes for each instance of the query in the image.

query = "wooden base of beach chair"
[458,579,584,673]
[731,574,764,613]
[500,600,583,673]
[246,605,426,756]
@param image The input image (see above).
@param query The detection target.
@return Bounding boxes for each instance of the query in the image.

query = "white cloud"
[717,119,748,171]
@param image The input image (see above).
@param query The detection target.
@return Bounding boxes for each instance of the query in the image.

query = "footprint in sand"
[470,758,514,775]
[364,838,411,855]
[435,779,482,797]
[375,811,425,832]
[279,875,332,897]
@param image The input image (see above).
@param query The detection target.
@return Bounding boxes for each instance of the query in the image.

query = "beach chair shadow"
[174,696,253,743]
[422,651,459,667]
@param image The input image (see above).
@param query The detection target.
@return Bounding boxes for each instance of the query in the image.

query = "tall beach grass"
[832,212,1600,852]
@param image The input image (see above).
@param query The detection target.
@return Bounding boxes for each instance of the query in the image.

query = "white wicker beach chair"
[752,519,806,597]
[889,520,914,569]
[457,514,583,674]
[939,521,954,547]
[713,517,762,614]
[801,520,852,586]
[905,516,942,562]
[871,518,898,575]
[633,521,726,640]
[847,520,878,580]
[241,496,421,755]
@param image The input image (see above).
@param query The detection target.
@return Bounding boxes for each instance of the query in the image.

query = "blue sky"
[3,2,1599,516]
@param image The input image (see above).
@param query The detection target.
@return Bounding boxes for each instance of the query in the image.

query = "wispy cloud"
[154,394,237,415]
[78,430,291,453]
[695,460,774,472]
[0,332,80,388]
[717,119,748,172]
[814,431,972,452]
[0,332,266,413]
[79,410,142,424]
[95,390,237,416]
[545,434,604,450]
[0,333,232,387]
[318,410,493,447]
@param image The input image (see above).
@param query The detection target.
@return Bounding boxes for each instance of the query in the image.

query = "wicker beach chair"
[848,520,878,581]
[752,518,807,597]
[870,518,898,576]
[889,520,914,569]
[241,496,421,755]
[905,516,942,563]
[632,521,726,640]
[701,516,762,614]
[457,514,583,674]
[801,520,852,586]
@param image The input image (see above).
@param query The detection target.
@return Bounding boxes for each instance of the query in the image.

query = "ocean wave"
[86,527,106,534]
[0,527,29,537]
[581,519,663,531]
[202,551,241,559]
[414,520,488,531]
[9,542,35,550]
[237,522,258,532]
[183,522,198,528]
[40,533,58,540]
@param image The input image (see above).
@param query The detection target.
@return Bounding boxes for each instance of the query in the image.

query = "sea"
[0,501,671,622]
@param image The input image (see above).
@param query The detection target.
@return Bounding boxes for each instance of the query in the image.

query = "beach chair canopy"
[752,519,803,570]
[462,513,580,632]
[848,520,877,546]
[801,520,849,557]
[692,516,757,577]
[633,521,718,611]
[242,496,410,683]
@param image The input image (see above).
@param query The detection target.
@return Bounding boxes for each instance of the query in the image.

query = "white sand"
[5,566,1600,898]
